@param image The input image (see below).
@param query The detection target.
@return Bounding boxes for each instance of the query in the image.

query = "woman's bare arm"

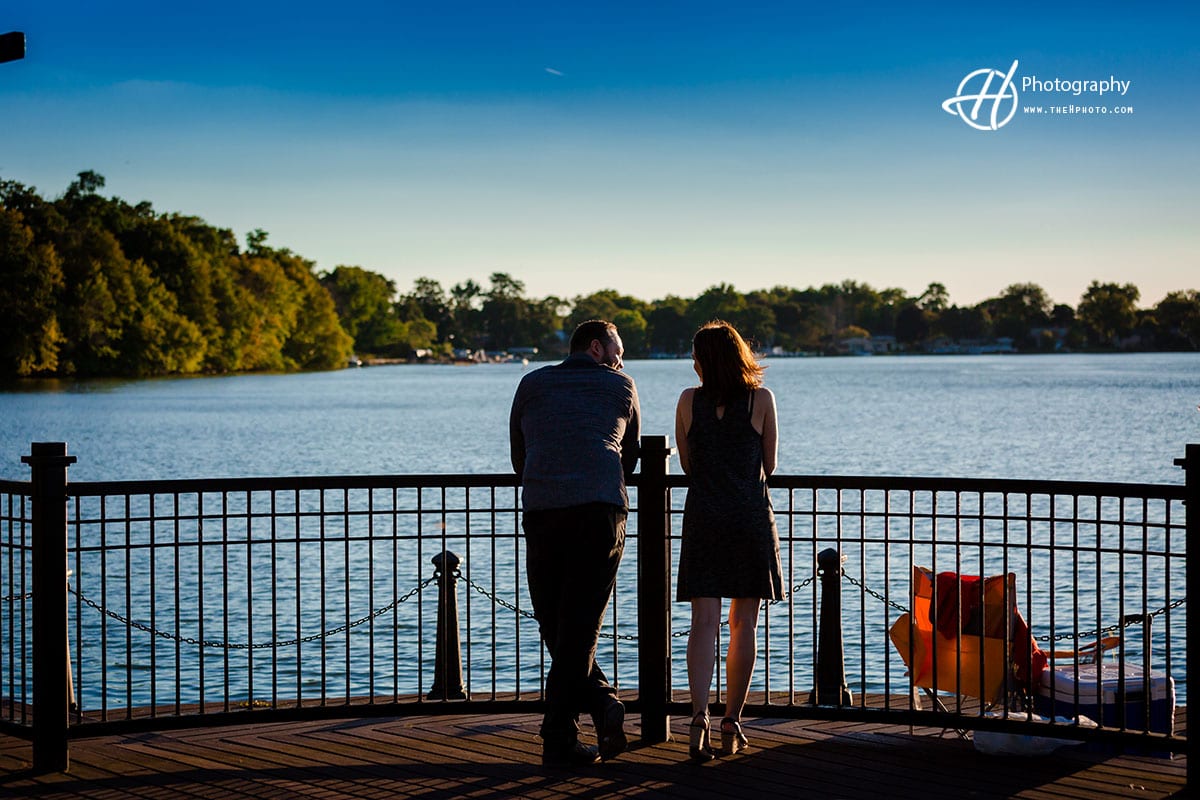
[755,387,778,475]
[675,388,694,474]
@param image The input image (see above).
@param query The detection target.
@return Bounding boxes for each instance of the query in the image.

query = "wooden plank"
[0,713,1185,800]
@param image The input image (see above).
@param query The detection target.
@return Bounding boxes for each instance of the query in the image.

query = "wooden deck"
[0,710,1186,799]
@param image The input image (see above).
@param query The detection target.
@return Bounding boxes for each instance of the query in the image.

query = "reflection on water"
[2,352,1196,483]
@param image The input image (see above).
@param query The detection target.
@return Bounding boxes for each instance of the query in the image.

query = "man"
[509,319,641,767]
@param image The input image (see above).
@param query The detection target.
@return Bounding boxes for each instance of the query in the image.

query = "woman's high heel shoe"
[721,717,748,755]
[689,713,715,762]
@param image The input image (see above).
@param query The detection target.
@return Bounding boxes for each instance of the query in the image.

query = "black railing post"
[427,550,468,701]
[1175,443,1197,765]
[22,442,76,773]
[810,547,852,706]
[637,434,673,743]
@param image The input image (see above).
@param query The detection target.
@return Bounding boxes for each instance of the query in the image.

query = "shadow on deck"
[0,710,1187,800]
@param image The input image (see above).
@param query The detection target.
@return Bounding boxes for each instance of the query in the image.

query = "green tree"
[0,207,64,374]
[1153,290,1200,350]
[894,304,930,346]
[448,279,483,348]
[981,283,1052,349]
[320,265,403,354]
[646,295,693,355]
[612,308,648,356]
[1077,281,1140,347]
[691,283,746,327]
[918,282,950,313]
[939,305,989,341]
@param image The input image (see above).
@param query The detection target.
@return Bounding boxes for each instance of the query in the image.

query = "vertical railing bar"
[810,487,818,691]
[928,489,938,715]
[489,485,499,699]
[71,496,82,723]
[1117,494,1127,731]
[196,491,206,715]
[246,490,255,710]
[416,486,424,702]
[393,484,403,705]
[1021,492,1033,718]
[222,490,231,713]
[833,487,842,709]
[1072,493,1082,718]
[99,494,109,720]
[516,485,528,701]
[1046,490,1058,723]
[343,487,351,705]
[270,489,279,709]
[436,482,446,700]
[1161,497,1173,725]
[906,488,916,713]
[319,488,328,705]
[173,493,182,716]
[123,493,133,718]
[462,485,473,697]
[148,492,157,717]
[978,489,989,713]
[857,488,866,708]
[786,486,795,706]
[293,488,302,709]
[881,487,891,711]
[1141,495,1151,732]
[1090,492,1102,721]
[953,489,964,715]
[367,486,376,703]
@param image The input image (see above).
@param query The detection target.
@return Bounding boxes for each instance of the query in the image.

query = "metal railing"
[1,438,1193,771]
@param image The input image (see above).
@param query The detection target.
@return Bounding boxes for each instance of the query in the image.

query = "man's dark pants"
[523,502,625,748]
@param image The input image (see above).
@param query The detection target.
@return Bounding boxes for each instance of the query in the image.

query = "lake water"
[2,352,1197,483]
[1,353,1195,709]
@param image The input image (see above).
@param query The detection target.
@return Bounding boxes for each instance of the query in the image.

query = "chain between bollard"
[841,571,910,614]
[1033,596,1187,643]
[68,577,436,650]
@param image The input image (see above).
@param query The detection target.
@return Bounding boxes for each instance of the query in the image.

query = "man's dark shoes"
[542,739,600,768]
[597,700,628,761]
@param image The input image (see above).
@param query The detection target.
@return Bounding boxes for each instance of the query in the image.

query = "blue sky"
[2,1,1196,308]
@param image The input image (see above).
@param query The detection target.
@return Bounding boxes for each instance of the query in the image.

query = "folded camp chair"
[889,566,1048,711]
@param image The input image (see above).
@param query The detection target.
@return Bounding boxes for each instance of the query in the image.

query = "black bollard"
[809,547,852,706]
[23,442,76,772]
[427,550,468,700]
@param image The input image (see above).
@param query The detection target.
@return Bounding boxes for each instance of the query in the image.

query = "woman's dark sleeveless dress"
[676,388,784,601]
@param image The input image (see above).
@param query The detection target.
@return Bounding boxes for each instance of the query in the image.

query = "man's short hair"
[569,320,617,354]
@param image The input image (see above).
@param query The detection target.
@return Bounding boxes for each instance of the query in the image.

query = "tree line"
[2,172,1197,378]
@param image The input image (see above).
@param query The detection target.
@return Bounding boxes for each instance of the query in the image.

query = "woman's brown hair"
[691,320,765,406]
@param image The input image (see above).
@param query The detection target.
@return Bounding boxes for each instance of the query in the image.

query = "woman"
[675,321,783,762]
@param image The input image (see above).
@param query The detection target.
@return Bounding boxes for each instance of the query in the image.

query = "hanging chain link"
[1033,596,1188,643]
[33,569,1189,650]
[459,572,537,622]
[459,571,640,641]
[68,577,435,650]
[841,570,910,614]
[1,591,33,602]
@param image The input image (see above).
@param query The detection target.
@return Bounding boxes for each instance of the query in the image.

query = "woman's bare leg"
[723,598,761,720]
[687,598,722,718]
